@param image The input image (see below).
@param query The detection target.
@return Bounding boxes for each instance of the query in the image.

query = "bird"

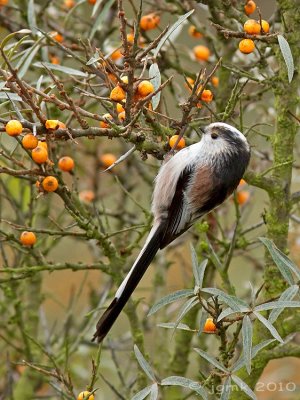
[92,122,250,342]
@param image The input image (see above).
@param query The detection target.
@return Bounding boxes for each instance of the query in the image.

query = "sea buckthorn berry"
[45,119,60,130]
[201,89,213,103]
[32,146,48,164]
[239,39,255,54]
[64,0,74,8]
[52,32,64,43]
[116,102,125,113]
[169,135,185,150]
[110,86,126,102]
[110,49,123,61]
[22,134,38,150]
[5,120,23,136]
[239,178,247,187]
[243,19,261,35]
[260,20,270,33]
[211,76,219,87]
[203,318,217,333]
[42,176,59,192]
[100,153,117,168]
[127,33,134,43]
[20,231,37,247]
[185,77,195,91]
[188,25,203,38]
[118,111,126,122]
[58,156,75,172]
[100,113,113,128]
[0,0,9,5]
[50,55,60,64]
[88,0,96,4]
[193,45,210,62]
[77,392,94,400]
[58,121,66,129]
[237,190,250,205]
[38,141,48,150]
[244,0,256,16]
[79,190,95,203]
[137,80,155,97]
[140,13,160,31]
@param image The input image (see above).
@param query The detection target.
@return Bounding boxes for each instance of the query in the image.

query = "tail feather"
[92,224,163,343]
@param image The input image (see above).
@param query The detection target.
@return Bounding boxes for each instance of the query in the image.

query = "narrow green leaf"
[131,385,152,400]
[254,300,300,312]
[174,297,198,330]
[232,339,275,372]
[148,289,194,316]
[269,285,299,324]
[220,377,231,400]
[231,375,256,400]
[17,37,44,78]
[153,10,194,58]
[157,322,194,331]
[64,0,86,27]
[259,237,299,284]
[194,348,228,372]
[253,311,284,343]
[0,93,22,101]
[242,316,253,374]
[149,63,161,111]
[217,307,241,322]
[134,345,156,382]
[198,309,208,336]
[202,288,249,312]
[28,0,38,35]
[33,62,88,77]
[277,35,294,83]
[1,30,32,50]
[89,0,115,40]
[149,383,158,400]
[161,376,208,399]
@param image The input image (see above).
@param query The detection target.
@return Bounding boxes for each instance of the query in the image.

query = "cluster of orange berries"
[239,1,270,54]
[237,178,250,205]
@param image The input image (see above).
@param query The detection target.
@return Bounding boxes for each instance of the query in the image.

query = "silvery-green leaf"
[174,297,198,330]
[269,285,299,324]
[149,63,161,110]
[198,309,208,336]
[153,10,194,58]
[242,316,253,374]
[220,377,231,400]
[33,62,88,77]
[0,93,22,101]
[161,376,207,399]
[89,0,115,40]
[259,237,299,284]
[232,339,275,372]
[194,348,228,372]
[231,375,256,400]
[278,35,294,83]
[1,30,32,50]
[202,288,249,312]
[253,311,283,343]
[148,289,194,316]
[17,36,45,78]
[190,243,200,286]
[157,322,193,331]
[149,383,158,400]
[254,300,300,312]
[131,385,152,400]
[64,0,86,26]
[134,345,156,382]
[28,0,38,35]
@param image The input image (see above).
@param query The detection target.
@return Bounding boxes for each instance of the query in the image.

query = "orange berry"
[239,178,247,187]
[0,0,9,5]
[203,318,217,333]
[58,156,75,172]
[140,13,160,31]
[22,134,38,150]
[38,141,48,151]
[243,19,261,35]
[100,153,117,168]
[49,55,60,64]
[201,89,213,103]
[77,392,94,400]
[45,119,60,130]
[118,111,126,122]
[188,25,203,38]
[116,102,125,113]
[5,120,23,136]
[185,77,195,91]
[42,176,59,192]
[211,76,219,87]
[64,0,74,8]
[193,45,210,62]
[32,146,48,164]
[239,39,255,54]
[87,0,96,4]
[52,32,64,43]
[244,0,256,15]
[110,86,126,102]
[100,113,113,128]
[137,80,155,97]
[20,231,37,247]
[110,49,123,61]
[127,32,134,43]
[79,190,95,203]
[260,20,270,33]
[169,135,185,150]
[108,73,118,83]
[58,121,66,129]
[237,190,250,205]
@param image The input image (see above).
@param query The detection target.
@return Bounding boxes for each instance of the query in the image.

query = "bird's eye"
[211,132,218,139]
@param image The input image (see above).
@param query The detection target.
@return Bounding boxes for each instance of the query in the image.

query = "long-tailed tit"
[93,122,250,342]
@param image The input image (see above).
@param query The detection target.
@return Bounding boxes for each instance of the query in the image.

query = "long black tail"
[92,224,163,343]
